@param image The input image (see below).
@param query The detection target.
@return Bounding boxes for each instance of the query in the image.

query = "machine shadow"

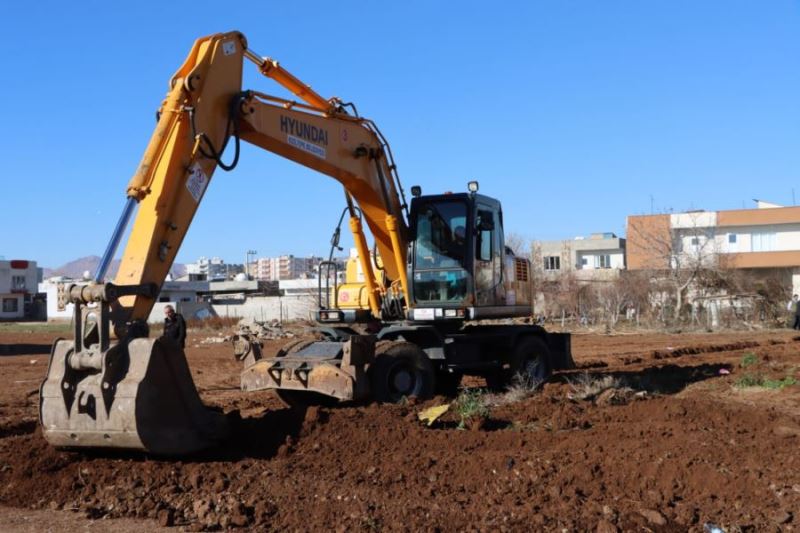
[554,362,732,395]
[0,343,51,356]
[193,406,312,462]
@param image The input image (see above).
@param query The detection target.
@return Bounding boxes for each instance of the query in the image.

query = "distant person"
[792,295,800,330]
[162,305,187,348]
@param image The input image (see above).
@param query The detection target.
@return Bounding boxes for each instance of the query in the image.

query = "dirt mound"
[2,328,800,530]
[3,388,800,531]
[651,340,760,360]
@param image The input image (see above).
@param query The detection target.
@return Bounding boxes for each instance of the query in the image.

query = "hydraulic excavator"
[40,31,574,455]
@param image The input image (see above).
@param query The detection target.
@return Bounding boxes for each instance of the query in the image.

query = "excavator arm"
[108,31,409,327]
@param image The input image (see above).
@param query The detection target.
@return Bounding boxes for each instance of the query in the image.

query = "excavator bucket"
[40,336,229,455]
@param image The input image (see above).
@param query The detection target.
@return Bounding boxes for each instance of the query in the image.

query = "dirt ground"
[2,325,800,531]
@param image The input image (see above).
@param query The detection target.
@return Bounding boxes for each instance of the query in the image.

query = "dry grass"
[483,373,544,407]
[567,374,626,401]
[186,315,240,331]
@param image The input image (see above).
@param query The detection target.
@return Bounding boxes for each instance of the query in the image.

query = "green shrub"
[455,389,489,430]
[740,353,759,368]
[735,374,797,389]
[762,376,798,390]
[734,374,763,388]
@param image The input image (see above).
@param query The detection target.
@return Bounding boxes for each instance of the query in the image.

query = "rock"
[595,519,619,533]
[157,508,174,527]
[773,426,800,438]
[639,509,667,526]
[193,498,212,522]
[231,511,250,527]
[212,476,229,492]
[188,472,203,489]
[601,505,617,520]
[772,510,792,524]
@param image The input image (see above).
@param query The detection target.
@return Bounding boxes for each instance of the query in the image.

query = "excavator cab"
[407,186,532,321]
[318,183,534,325]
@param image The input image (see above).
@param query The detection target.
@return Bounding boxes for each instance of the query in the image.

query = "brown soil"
[2,327,800,531]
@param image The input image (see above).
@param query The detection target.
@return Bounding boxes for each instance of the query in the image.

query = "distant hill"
[44,255,186,280]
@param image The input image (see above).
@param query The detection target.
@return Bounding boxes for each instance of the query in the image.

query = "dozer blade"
[40,337,228,455]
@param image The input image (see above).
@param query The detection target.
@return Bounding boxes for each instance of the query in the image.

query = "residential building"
[157,280,210,303]
[254,255,321,281]
[39,276,87,320]
[627,202,800,294]
[533,233,626,282]
[0,259,44,320]
[185,257,243,281]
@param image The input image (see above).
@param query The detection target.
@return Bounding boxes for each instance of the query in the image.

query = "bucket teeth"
[40,337,228,455]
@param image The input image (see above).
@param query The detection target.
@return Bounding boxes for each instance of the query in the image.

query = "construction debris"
[234,318,296,341]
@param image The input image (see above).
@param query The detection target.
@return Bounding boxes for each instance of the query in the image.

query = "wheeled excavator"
[40,31,574,455]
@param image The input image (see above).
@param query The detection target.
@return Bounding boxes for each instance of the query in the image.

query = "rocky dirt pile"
[2,329,800,531]
[4,381,800,531]
[198,318,297,346]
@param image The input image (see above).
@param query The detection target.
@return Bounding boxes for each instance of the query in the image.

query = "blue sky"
[2,1,799,268]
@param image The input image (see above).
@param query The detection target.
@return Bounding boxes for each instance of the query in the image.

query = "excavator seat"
[40,336,229,455]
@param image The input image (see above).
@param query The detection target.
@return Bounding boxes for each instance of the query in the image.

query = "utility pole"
[246,250,257,280]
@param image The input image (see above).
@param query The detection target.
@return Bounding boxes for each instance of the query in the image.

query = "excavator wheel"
[487,336,551,391]
[369,341,435,403]
[273,339,338,409]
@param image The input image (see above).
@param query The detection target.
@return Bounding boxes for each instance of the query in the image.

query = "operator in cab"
[162,305,187,349]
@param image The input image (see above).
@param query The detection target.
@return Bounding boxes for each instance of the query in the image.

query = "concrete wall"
[536,236,626,278]
[671,211,717,229]
[211,295,316,322]
[575,250,625,270]
[148,301,215,324]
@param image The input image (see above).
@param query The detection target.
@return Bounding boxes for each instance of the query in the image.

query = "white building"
[185,257,241,281]
[534,233,626,282]
[255,255,321,281]
[627,202,800,294]
[0,259,42,320]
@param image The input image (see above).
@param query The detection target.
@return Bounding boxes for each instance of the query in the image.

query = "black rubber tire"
[369,341,436,403]
[486,336,552,391]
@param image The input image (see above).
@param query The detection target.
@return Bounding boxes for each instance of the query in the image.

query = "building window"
[690,237,699,246]
[2,298,18,313]
[579,257,588,269]
[751,231,777,252]
[11,275,25,290]
[728,233,737,244]
[544,256,560,271]
[594,254,611,269]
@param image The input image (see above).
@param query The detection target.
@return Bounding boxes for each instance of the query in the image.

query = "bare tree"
[505,231,531,257]
[596,279,631,327]
[627,212,722,323]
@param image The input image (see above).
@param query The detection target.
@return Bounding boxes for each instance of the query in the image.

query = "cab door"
[473,205,504,306]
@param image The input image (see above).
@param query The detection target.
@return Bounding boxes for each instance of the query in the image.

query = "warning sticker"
[186,164,209,203]
[222,41,236,56]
